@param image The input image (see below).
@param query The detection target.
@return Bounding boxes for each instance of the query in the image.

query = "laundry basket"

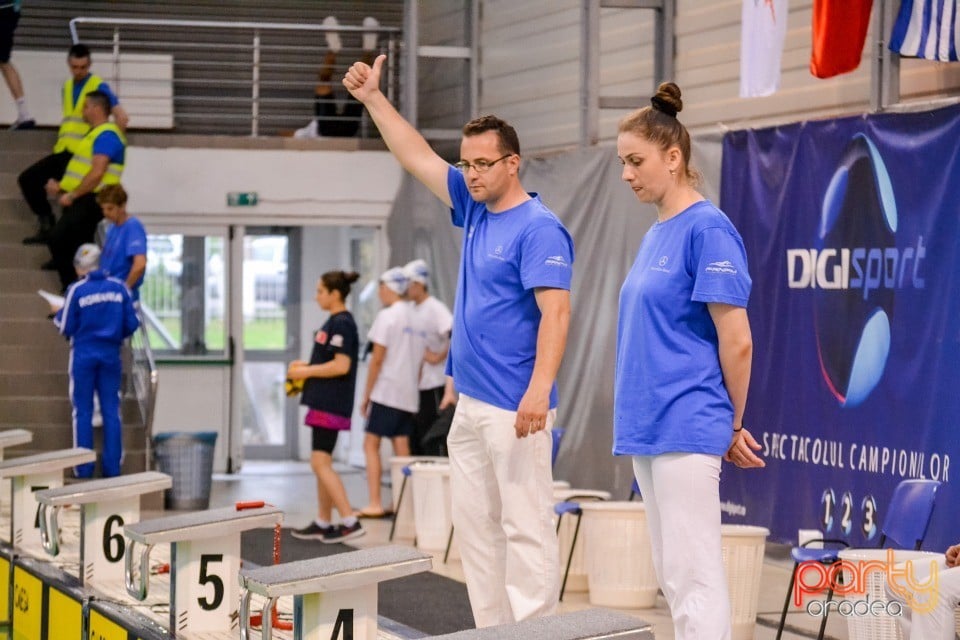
[389,455,446,540]
[580,501,659,608]
[410,462,453,551]
[153,431,217,510]
[721,524,770,640]
[837,548,942,640]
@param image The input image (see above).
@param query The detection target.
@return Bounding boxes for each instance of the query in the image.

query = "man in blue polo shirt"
[96,184,146,301]
[44,89,126,290]
[344,56,573,627]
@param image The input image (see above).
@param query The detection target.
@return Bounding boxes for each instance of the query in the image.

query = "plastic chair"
[388,465,415,542]
[444,427,565,564]
[551,428,565,467]
[553,490,610,600]
[627,478,641,501]
[775,478,941,640]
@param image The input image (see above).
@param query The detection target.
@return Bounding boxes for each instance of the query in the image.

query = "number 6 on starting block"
[35,472,172,590]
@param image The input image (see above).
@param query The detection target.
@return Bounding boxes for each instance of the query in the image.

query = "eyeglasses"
[454,154,514,174]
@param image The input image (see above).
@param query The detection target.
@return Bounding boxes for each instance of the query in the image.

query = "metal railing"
[128,308,159,467]
[68,16,402,137]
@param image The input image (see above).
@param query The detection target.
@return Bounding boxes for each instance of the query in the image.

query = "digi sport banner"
[719,104,960,551]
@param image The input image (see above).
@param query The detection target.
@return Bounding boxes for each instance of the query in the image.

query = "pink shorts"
[304,409,351,431]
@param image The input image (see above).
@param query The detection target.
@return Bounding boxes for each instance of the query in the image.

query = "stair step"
[0,344,69,371]
[0,372,70,395]
[0,293,57,319]
[0,319,63,345]
[0,247,51,270]
[0,149,53,173]
[2,427,149,466]
[0,130,58,153]
[0,199,36,221]
[0,173,19,196]
[0,221,38,239]
[0,268,61,293]
[0,397,141,425]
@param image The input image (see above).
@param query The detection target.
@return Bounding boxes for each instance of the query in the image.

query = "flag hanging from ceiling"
[890,0,960,61]
[810,0,873,78]
[740,0,789,97]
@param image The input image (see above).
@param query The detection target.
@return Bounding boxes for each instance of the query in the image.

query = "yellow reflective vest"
[54,74,104,154]
[59,123,126,193]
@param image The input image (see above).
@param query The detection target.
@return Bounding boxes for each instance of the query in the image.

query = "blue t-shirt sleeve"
[447,166,469,228]
[690,226,751,307]
[98,82,121,107]
[518,221,575,291]
[92,130,125,164]
[126,220,147,257]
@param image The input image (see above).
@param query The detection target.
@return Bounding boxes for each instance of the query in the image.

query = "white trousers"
[448,394,560,628]
[633,453,731,640]
[891,558,960,640]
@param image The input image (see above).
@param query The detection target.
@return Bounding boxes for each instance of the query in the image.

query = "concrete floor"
[211,460,855,640]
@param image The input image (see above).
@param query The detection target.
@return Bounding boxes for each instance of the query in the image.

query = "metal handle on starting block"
[124,538,154,600]
[38,503,62,556]
[239,588,277,640]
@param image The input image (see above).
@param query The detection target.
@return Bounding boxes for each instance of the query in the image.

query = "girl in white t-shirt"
[356,267,425,518]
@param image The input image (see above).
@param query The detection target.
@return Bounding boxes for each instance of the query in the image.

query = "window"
[141,233,227,356]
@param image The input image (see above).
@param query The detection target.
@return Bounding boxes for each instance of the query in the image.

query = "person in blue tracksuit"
[54,243,139,477]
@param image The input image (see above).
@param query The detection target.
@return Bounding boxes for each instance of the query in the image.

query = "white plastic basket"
[720,524,770,640]
[410,462,452,551]
[389,455,446,540]
[837,548,943,640]
[580,501,658,608]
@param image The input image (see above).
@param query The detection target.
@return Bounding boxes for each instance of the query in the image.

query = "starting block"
[426,608,654,639]
[0,429,32,457]
[238,545,432,640]
[123,504,283,635]
[0,447,96,554]
[35,471,172,589]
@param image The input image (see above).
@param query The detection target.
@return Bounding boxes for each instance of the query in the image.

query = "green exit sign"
[227,191,259,206]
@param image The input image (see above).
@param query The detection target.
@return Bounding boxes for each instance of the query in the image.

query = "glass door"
[240,228,300,459]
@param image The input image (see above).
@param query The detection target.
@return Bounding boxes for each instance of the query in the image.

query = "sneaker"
[293,119,319,139]
[323,16,342,53]
[291,521,335,540]
[362,16,380,52]
[10,119,36,130]
[322,521,365,544]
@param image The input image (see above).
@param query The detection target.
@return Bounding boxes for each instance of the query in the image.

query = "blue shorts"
[366,402,413,438]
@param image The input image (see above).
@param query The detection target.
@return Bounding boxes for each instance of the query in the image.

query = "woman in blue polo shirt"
[614,83,764,640]
[287,270,364,544]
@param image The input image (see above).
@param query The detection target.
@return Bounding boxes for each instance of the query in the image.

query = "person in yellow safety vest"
[18,43,128,244]
[43,90,126,291]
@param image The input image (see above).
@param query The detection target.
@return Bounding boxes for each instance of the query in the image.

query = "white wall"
[476,0,960,154]
[123,146,403,227]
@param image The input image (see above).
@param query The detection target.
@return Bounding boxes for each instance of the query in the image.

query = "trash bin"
[580,501,659,608]
[720,524,770,640]
[153,431,217,510]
